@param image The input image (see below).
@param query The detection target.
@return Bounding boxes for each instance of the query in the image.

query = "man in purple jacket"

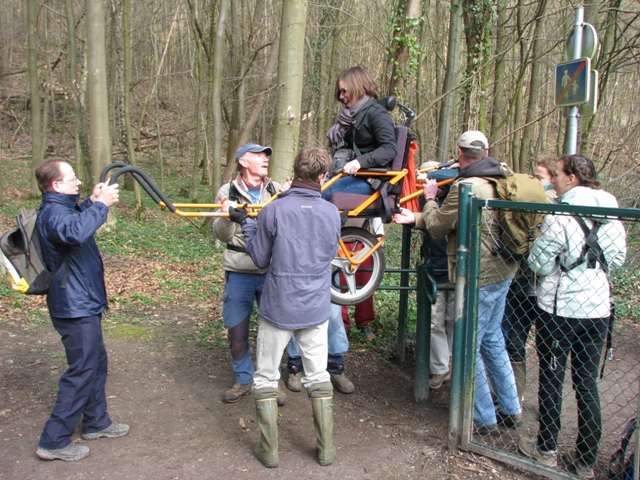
[34,158,128,461]
[229,147,341,468]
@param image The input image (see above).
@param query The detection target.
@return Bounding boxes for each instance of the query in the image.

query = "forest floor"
[0,256,538,480]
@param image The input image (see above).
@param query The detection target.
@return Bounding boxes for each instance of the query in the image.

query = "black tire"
[331,227,386,305]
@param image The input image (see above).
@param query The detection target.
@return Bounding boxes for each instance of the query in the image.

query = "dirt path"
[0,310,535,480]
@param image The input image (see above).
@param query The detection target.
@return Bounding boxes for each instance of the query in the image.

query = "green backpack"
[483,168,547,260]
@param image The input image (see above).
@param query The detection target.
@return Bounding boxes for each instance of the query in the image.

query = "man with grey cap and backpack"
[212,143,290,404]
[393,131,521,436]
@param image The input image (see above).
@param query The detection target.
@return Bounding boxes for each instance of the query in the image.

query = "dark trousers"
[536,311,608,467]
[503,291,543,363]
[39,314,111,449]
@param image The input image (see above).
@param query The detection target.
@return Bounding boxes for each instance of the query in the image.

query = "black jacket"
[37,192,109,318]
[344,99,397,169]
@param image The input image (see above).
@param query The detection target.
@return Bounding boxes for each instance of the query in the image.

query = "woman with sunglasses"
[322,66,397,199]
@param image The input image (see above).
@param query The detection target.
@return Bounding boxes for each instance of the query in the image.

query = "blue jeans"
[222,272,265,384]
[287,303,348,374]
[39,315,112,449]
[474,278,521,426]
[321,176,374,200]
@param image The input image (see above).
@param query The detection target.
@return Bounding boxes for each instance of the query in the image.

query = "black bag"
[0,207,69,295]
[608,417,636,480]
[330,148,355,177]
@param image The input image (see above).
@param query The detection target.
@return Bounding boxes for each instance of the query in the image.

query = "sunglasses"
[338,88,348,95]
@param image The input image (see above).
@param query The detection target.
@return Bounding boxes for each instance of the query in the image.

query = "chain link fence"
[450,189,639,480]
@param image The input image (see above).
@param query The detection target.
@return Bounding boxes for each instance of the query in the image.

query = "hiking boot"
[518,436,557,467]
[496,411,523,429]
[285,372,303,392]
[359,325,376,341]
[277,388,287,407]
[330,373,355,394]
[36,443,90,461]
[566,450,595,479]
[82,422,130,440]
[429,371,451,390]
[223,382,252,403]
[473,423,500,436]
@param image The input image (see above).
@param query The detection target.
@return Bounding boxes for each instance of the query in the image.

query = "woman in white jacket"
[518,154,626,479]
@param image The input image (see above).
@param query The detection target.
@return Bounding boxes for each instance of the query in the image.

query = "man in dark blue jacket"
[229,147,341,468]
[34,158,128,461]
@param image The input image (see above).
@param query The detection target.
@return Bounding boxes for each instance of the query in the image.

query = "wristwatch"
[425,197,437,203]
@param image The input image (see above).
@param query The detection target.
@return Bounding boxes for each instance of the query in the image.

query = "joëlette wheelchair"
[101,97,453,306]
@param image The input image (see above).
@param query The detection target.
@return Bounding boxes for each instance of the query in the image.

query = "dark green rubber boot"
[309,382,336,466]
[252,387,279,468]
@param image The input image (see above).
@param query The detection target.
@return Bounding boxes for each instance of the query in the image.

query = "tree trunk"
[386,0,422,96]
[270,0,308,180]
[435,1,463,163]
[517,0,548,172]
[225,0,246,181]
[580,0,622,154]
[86,0,112,181]
[65,0,91,184]
[222,37,279,182]
[461,0,492,132]
[28,0,43,197]
[209,0,228,195]
[489,0,507,162]
[123,0,143,215]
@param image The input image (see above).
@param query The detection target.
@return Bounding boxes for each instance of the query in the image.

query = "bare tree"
[386,0,422,96]
[208,0,228,195]
[270,0,308,180]
[517,0,548,172]
[27,0,43,197]
[86,0,112,181]
[65,0,90,184]
[435,0,463,163]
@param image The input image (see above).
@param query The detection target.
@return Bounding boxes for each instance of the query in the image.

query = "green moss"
[109,324,155,342]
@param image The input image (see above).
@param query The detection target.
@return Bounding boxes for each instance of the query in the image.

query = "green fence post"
[396,224,412,361]
[448,183,473,450]
[415,263,437,402]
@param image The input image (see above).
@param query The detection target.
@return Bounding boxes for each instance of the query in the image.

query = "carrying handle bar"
[99,164,177,213]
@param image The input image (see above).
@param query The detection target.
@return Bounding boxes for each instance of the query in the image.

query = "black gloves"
[228,206,248,223]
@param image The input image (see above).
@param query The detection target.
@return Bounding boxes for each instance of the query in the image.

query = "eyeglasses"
[338,88,348,95]
[56,176,80,184]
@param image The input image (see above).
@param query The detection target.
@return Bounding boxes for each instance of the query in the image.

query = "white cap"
[457,131,489,150]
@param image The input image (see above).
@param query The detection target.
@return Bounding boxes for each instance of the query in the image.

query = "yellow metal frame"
[154,166,453,267]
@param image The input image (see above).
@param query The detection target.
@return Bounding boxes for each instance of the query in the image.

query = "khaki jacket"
[415,176,516,286]
[212,176,281,274]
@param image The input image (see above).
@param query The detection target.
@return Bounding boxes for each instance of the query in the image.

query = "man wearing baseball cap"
[212,143,290,404]
[393,130,521,436]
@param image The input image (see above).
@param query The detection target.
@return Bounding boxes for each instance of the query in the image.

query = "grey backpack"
[0,208,68,295]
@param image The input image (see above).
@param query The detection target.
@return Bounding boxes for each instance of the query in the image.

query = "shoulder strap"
[58,250,71,289]
[568,215,608,272]
[349,126,363,158]
[228,181,240,202]
[230,180,276,201]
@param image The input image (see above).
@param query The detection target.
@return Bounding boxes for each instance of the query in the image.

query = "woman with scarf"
[322,66,397,199]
